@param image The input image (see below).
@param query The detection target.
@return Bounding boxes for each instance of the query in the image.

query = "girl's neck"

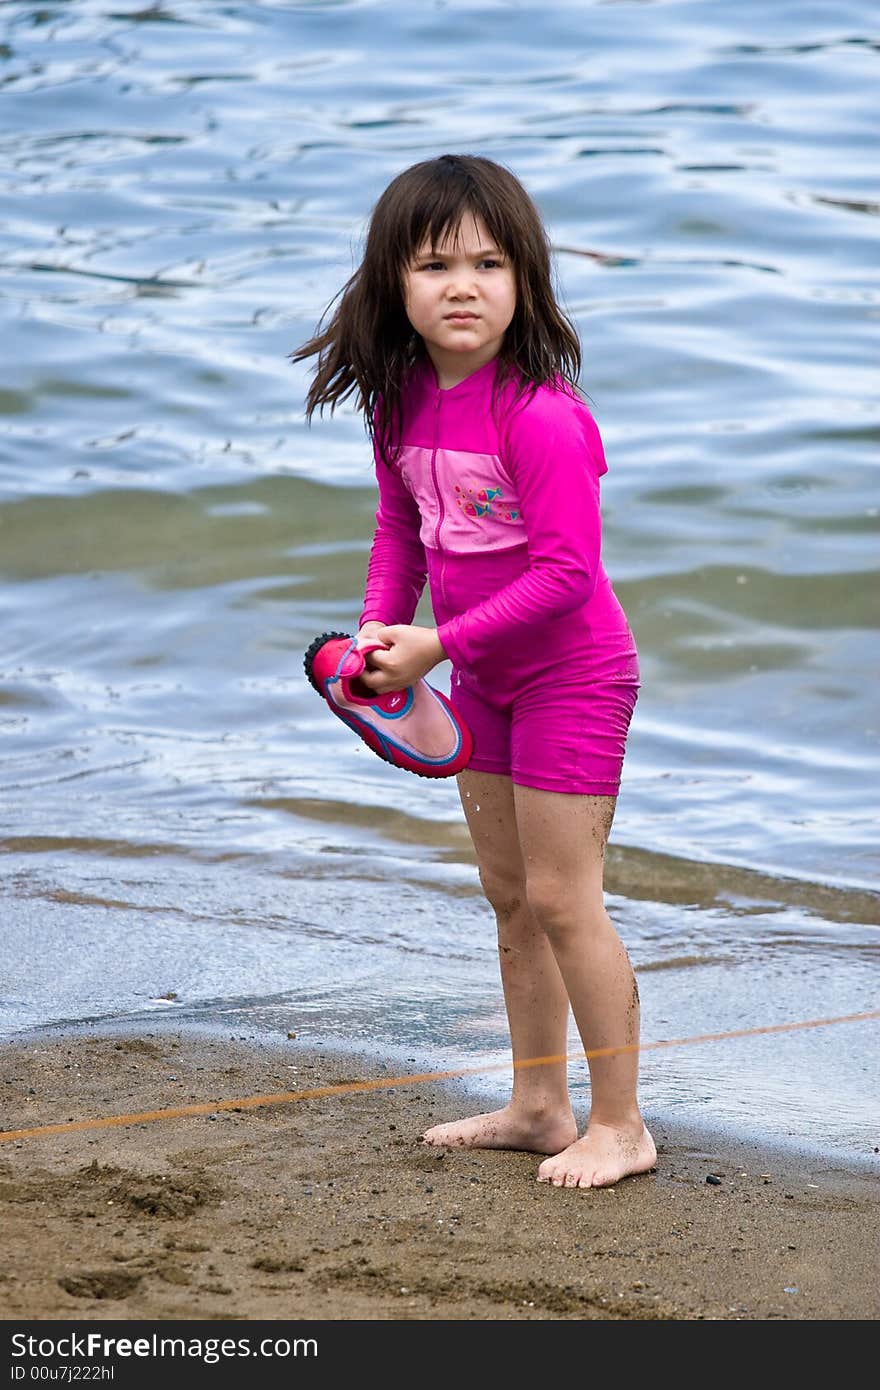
[425,344,500,391]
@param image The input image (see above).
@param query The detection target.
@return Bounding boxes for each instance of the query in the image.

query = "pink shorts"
[450,671,639,797]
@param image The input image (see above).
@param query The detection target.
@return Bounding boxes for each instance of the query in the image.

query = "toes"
[422,1131,453,1147]
[536,1157,601,1188]
[538,1156,580,1187]
[593,1170,621,1188]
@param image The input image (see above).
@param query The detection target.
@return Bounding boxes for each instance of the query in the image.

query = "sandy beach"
[0,1026,877,1323]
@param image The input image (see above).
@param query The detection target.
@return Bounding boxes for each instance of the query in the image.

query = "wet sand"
[0,1028,877,1322]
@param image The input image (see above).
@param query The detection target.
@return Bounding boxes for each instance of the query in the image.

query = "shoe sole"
[303,630,351,696]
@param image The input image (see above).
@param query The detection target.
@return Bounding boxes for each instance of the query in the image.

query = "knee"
[479,867,527,923]
[524,876,568,936]
[525,874,603,941]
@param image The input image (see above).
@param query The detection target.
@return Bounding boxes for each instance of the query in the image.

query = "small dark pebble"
[706,1174,723,1186]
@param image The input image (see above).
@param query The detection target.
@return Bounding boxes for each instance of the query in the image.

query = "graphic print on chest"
[399,445,525,554]
[454,482,520,523]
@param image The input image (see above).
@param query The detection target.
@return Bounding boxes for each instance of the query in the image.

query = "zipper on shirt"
[430,391,447,607]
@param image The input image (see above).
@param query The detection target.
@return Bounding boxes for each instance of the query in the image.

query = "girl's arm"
[358,443,428,633]
[435,394,606,670]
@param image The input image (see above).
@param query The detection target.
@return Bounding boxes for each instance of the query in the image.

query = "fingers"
[359,668,396,694]
[358,644,390,685]
[356,634,390,653]
[359,650,393,684]
[359,649,406,694]
[363,649,390,674]
[354,625,412,693]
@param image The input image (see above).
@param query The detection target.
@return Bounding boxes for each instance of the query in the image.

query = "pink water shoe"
[303,631,473,779]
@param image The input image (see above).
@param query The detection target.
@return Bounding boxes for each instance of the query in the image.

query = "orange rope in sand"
[1,1007,877,1144]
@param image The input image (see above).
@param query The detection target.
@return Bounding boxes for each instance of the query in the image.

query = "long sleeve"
[358,439,428,629]
[436,390,606,669]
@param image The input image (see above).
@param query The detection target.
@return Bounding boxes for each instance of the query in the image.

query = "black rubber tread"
[303,630,352,695]
[406,762,472,780]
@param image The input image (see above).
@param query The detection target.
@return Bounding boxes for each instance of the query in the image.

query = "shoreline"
[3,1008,875,1174]
[1,1023,878,1321]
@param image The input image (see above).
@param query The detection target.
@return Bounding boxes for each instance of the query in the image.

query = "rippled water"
[1,0,877,1161]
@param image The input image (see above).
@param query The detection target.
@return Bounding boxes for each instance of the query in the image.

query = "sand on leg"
[513,786,656,1188]
[422,767,578,1155]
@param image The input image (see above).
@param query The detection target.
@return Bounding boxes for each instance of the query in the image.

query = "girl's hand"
[355,621,388,648]
[358,625,446,693]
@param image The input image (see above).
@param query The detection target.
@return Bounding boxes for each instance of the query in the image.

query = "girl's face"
[403,213,516,386]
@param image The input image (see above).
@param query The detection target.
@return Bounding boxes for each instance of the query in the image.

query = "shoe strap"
[337,638,388,679]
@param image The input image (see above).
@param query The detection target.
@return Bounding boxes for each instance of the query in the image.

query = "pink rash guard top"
[358,355,639,710]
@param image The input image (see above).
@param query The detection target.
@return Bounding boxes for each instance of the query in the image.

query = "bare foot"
[422,1103,578,1156]
[536,1121,657,1188]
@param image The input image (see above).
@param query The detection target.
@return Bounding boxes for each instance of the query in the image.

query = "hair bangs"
[400,168,512,266]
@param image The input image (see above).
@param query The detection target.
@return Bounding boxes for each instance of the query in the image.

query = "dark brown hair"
[291,153,582,463]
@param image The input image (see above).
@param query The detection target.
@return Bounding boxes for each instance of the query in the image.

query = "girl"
[294,153,656,1188]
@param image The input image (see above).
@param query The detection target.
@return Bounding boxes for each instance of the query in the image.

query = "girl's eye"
[415,258,505,271]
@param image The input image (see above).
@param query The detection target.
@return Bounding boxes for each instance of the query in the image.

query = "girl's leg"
[513,785,656,1188]
[422,767,578,1154]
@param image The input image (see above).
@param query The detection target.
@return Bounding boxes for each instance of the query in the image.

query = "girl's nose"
[447,273,476,299]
